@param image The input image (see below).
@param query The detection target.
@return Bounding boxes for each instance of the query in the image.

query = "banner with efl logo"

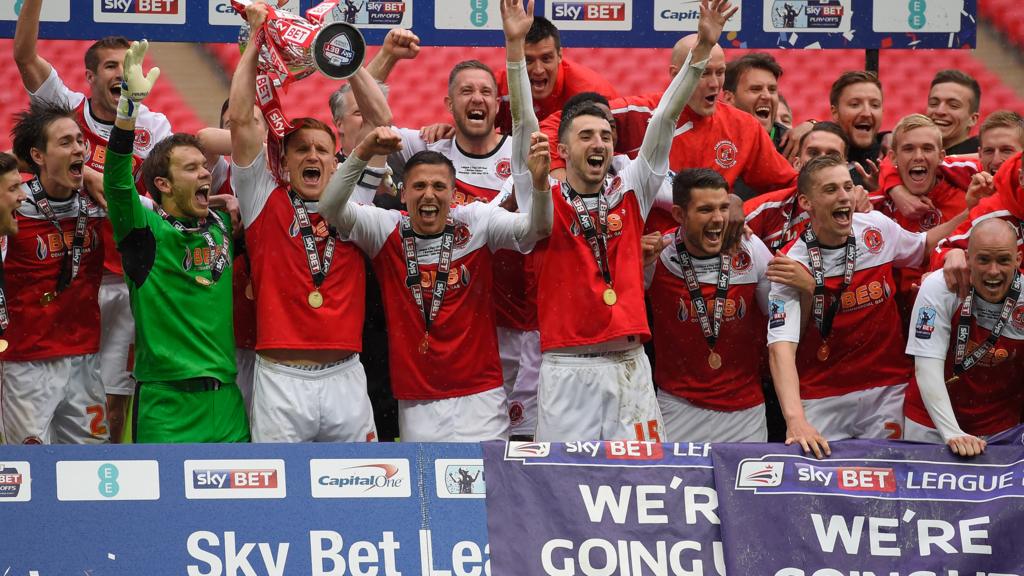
[482,440,725,576]
[713,439,1024,575]
[0,0,976,49]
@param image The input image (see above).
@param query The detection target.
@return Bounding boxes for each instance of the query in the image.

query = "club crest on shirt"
[863,227,884,254]
[714,140,738,169]
[608,176,623,194]
[769,298,786,328]
[915,306,936,339]
[1011,304,1024,331]
[919,209,942,231]
[135,127,153,150]
[495,159,512,180]
[454,222,472,249]
[731,250,752,272]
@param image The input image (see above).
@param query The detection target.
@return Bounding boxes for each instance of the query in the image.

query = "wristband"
[357,167,385,189]
[116,94,139,122]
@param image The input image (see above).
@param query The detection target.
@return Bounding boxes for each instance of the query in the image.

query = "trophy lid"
[311,22,366,80]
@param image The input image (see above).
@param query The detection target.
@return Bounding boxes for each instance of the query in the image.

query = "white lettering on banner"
[309,530,402,576]
[418,528,491,576]
[809,513,993,558]
[541,539,726,576]
[775,570,1021,576]
[186,531,289,576]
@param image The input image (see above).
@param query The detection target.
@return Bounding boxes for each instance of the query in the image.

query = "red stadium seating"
[980,0,1024,50]
[204,43,1024,135]
[0,39,206,151]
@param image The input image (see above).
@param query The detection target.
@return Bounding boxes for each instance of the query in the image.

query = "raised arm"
[514,132,553,244]
[348,67,393,129]
[366,28,421,83]
[13,0,54,93]
[502,0,543,213]
[228,1,270,168]
[322,127,403,234]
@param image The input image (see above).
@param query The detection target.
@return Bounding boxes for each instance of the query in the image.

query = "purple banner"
[483,440,723,576]
[712,440,1024,575]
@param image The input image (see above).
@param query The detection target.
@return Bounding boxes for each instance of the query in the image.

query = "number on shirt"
[634,419,661,443]
[87,404,108,437]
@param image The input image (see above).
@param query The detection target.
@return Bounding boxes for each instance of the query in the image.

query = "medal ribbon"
[401,216,456,333]
[802,226,856,344]
[288,190,337,290]
[160,209,230,285]
[674,229,730,350]
[563,181,613,287]
[771,194,799,252]
[951,271,1022,377]
[27,177,89,295]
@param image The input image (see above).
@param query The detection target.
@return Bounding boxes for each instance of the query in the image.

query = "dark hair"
[799,121,851,159]
[829,70,882,108]
[558,102,612,144]
[405,150,456,184]
[526,16,561,51]
[11,100,78,175]
[219,98,230,129]
[931,69,982,114]
[724,53,783,93]
[0,151,19,177]
[672,168,729,208]
[797,153,847,197]
[142,133,204,205]
[561,92,610,117]
[84,36,131,73]
[283,118,337,152]
[447,60,498,97]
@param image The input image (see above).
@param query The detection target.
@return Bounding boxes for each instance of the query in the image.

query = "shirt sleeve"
[28,67,84,108]
[875,211,927,269]
[339,204,400,259]
[105,127,149,242]
[905,272,957,360]
[230,146,279,229]
[766,278,802,345]
[393,127,429,164]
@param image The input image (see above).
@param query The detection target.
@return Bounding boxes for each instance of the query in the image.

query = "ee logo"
[907,0,927,30]
[98,463,120,498]
[470,0,488,27]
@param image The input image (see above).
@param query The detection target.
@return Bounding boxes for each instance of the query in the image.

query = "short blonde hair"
[892,113,942,148]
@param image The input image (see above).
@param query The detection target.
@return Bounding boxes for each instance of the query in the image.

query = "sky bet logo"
[184,460,286,500]
[101,0,178,13]
[552,2,625,21]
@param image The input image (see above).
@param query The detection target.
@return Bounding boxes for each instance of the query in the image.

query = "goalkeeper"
[103,40,249,443]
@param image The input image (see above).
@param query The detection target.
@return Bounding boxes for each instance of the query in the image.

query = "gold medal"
[0,339,8,353]
[419,334,430,355]
[39,291,56,307]
[603,287,617,306]
[245,282,255,301]
[817,343,830,362]
[708,350,722,370]
[195,275,212,286]
[308,290,324,309]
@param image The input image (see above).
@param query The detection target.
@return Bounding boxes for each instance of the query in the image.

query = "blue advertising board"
[0,0,978,49]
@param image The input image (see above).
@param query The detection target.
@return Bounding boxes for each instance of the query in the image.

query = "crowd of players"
[2,0,1022,458]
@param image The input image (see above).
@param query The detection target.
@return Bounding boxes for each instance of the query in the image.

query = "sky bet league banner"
[0,0,977,49]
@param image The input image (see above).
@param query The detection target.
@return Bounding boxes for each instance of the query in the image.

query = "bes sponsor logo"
[95,0,185,23]
[604,440,664,461]
[506,441,550,459]
[840,278,891,311]
[56,460,160,501]
[837,467,897,492]
[436,459,486,498]
[0,463,31,502]
[736,460,784,489]
[184,460,286,500]
[310,459,410,498]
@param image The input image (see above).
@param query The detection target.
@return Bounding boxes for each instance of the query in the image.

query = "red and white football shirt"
[905,272,1024,436]
[232,149,365,352]
[342,201,532,400]
[744,184,809,252]
[1,187,105,361]
[649,234,773,411]
[768,211,926,399]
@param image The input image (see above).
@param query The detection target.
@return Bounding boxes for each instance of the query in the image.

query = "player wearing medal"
[320,124,552,441]
[228,1,388,443]
[647,169,774,442]
[767,154,969,458]
[2,101,108,444]
[905,219,1024,456]
[104,41,248,443]
[15,0,174,442]
[0,154,28,438]
[506,0,736,441]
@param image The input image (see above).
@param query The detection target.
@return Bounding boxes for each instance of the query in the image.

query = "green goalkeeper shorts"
[134,379,250,444]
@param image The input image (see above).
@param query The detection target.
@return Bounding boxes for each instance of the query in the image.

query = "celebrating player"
[14,0,173,442]
[767,154,967,458]
[320,125,552,441]
[905,219,1024,456]
[105,41,248,443]
[3,101,108,444]
[648,169,773,442]
[506,0,736,440]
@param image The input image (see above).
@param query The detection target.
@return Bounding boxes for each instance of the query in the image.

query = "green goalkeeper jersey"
[104,127,236,385]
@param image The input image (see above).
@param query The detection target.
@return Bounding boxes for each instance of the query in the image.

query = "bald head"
[968,218,1022,302]
[670,35,725,75]
[669,34,727,117]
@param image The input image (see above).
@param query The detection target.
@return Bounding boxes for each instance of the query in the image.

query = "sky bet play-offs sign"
[94,0,186,24]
